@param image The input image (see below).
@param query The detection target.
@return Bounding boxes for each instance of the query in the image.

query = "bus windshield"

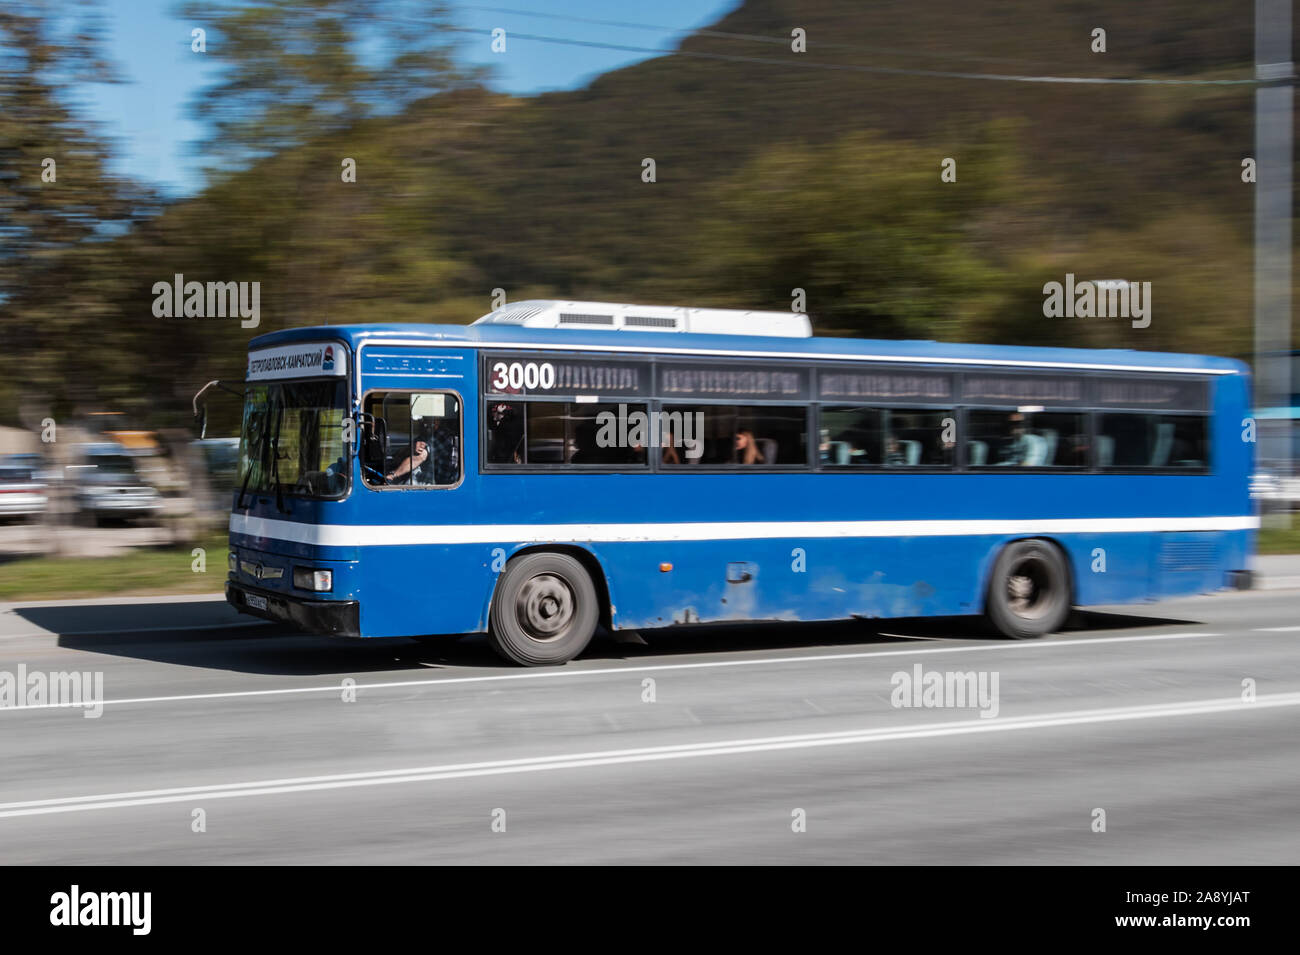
[238,378,349,502]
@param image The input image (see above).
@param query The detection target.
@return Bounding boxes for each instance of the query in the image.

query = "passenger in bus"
[999,412,1032,466]
[386,419,457,485]
[735,429,766,465]
[385,435,426,485]
[661,430,682,465]
[884,436,905,466]
[488,402,524,464]
[429,418,459,483]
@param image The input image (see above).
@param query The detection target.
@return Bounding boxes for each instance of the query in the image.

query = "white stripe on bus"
[229,514,1258,547]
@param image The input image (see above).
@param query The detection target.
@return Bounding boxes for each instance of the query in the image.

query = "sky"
[77,0,740,198]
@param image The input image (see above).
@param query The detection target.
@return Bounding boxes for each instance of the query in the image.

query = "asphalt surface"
[0,588,1297,864]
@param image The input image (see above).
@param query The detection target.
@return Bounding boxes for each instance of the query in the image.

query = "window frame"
[481,396,655,472]
[1092,408,1212,474]
[961,405,1092,472]
[360,387,465,491]
[814,403,959,472]
[473,351,1217,477]
[651,399,815,472]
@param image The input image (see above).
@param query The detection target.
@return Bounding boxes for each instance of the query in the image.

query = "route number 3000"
[491,361,555,391]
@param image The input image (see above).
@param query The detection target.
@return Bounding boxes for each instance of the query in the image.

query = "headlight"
[228,552,237,572]
[293,567,333,592]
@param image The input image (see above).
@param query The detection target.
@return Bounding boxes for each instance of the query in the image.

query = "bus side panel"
[602,528,1246,632]
[596,536,1003,629]
[356,543,496,637]
[347,524,1251,639]
[597,536,986,629]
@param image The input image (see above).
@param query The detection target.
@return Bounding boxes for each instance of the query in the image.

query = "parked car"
[73,444,163,525]
[1,452,57,483]
[0,458,48,522]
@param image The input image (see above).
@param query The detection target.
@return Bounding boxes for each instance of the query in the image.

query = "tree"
[180,0,480,178]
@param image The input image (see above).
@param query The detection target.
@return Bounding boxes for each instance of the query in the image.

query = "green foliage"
[179,0,479,176]
[695,130,1020,339]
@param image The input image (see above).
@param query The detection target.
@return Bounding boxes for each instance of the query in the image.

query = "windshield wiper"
[236,396,275,511]
[268,399,288,514]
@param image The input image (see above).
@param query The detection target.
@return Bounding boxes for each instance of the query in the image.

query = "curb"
[1255,576,1300,591]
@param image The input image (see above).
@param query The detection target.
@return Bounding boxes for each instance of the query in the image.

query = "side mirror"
[192,379,239,440]
[359,414,388,479]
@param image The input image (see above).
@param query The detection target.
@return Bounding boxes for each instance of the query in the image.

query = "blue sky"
[76,1,739,198]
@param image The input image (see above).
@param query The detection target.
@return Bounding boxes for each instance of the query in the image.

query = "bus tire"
[985,539,1071,639]
[488,552,599,666]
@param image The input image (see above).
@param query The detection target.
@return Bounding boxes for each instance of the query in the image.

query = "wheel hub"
[1006,557,1052,619]
[516,573,574,641]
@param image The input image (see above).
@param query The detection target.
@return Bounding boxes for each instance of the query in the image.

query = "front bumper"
[226,581,361,637]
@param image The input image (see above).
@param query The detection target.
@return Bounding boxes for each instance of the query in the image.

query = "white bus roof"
[472,300,812,338]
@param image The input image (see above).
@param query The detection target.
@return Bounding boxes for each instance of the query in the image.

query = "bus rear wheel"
[488,552,599,666]
[985,539,1071,639]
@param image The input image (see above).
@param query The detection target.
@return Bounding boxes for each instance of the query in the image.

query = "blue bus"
[215,300,1256,665]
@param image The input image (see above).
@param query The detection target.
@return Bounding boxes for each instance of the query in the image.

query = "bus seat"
[899,440,921,465]
[1022,433,1048,466]
[758,438,778,464]
[1150,422,1175,467]
[967,440,988,466]
[1096,435,1114,467]
[1039,428,1058,465]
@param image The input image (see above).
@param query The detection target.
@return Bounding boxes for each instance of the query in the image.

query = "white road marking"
[0,629,1232,714]
[1255,626,1300,632]
[2,692,1295,819]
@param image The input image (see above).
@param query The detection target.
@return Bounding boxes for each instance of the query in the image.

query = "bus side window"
[660,405,807,467]
[362,392,462,487]
[884,409,955,467]
[1097,413,1207,470]
[820,407,883,465]
[486,402,526,464]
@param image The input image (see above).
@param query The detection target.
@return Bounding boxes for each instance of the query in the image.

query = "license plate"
[245,594,268,611]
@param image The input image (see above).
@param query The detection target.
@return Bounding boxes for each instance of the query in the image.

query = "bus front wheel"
[985,539,1071,639]
[488,552,599,666]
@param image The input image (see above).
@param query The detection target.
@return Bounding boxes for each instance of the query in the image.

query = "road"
[0,588,1297,864]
